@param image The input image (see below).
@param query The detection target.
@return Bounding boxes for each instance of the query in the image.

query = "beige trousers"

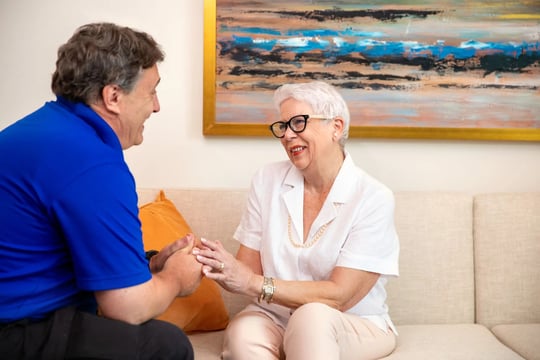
[222,302,396,360]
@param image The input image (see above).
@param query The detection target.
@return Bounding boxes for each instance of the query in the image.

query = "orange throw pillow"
[139,190,229,332]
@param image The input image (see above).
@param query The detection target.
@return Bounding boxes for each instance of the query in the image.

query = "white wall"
[1,0,539,192]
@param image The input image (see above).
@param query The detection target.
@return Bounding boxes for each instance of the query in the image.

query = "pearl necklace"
[288,215,334,248]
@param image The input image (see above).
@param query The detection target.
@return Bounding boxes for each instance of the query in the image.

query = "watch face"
[261,277,274,303]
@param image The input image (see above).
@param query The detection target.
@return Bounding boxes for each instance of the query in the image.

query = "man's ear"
[101,84,122,115]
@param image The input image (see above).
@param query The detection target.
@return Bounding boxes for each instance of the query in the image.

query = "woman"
[194,81,399,360]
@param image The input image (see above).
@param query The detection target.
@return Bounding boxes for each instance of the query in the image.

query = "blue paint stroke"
[221,25,385,39]
[222,32,538,60]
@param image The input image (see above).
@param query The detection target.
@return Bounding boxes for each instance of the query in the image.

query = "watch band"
[259,276,276,304]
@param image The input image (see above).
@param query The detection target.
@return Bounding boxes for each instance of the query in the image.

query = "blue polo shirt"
[0,97,151,322]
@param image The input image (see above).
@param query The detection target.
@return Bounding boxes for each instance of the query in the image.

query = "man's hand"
[149,233,196,273]
[97,235,203,324]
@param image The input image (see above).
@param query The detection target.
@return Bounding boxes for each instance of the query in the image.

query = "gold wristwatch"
[259,276,275,304]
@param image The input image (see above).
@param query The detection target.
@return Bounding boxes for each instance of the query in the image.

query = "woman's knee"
[284,303,341,358]
[288,302,337,329]
[285,303,340,345]
[224,311,268,351]
[223,311,283,360]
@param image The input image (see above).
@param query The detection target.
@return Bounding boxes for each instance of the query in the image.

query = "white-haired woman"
[194,81,399,360]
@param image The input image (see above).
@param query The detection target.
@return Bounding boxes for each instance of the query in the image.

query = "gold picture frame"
[203,0,540,141]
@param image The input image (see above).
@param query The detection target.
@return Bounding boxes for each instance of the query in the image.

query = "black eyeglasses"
[269,114,327,138]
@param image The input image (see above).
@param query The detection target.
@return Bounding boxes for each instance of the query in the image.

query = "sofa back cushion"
[474,193,540,328]
[386,192,475,325]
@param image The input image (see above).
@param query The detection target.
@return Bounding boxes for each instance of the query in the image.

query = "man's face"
[116,64,161,149]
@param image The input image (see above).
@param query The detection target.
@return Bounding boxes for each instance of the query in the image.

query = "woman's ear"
[333,117,344,134]
[101,84,122,115]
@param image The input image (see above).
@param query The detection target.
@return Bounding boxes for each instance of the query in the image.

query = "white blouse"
[234,153,399,333]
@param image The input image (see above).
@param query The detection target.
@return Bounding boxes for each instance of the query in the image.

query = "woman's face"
[278,98,334,172]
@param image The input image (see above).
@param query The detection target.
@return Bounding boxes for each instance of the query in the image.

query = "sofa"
[137,189,540,360]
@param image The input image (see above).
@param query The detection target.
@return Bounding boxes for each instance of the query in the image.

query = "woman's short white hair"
[273,81,350,146]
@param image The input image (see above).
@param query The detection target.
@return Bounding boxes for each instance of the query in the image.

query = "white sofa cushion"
[189,331,226,359]
[491,323,540,360]
[474,193,540,327]
[382,324,523,360]
[387,193,475,325]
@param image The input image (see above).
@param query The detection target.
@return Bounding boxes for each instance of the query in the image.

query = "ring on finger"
[218,262,225,272]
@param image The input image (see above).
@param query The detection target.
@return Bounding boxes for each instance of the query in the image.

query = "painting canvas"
[203,0,540,140]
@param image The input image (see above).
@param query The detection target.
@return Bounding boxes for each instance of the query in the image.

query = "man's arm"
[95,236,203,325]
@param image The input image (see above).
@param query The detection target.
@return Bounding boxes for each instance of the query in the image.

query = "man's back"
[0,98,146,322]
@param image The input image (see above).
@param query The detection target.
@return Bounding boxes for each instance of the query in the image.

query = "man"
[0,23,201,359]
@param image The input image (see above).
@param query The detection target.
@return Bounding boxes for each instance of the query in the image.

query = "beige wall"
[1,0,539,192]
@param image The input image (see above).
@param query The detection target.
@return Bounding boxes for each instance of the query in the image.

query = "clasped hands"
[150,233,255,295]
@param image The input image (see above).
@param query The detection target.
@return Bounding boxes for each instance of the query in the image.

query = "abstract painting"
[203,0,540,140]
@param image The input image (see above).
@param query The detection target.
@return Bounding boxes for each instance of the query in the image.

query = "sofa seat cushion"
[491,323,540,360]
[188,331,225,358]
[188,324,524,359]
[382,324,523,360]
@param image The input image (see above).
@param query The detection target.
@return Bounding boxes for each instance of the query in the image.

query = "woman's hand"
[193,238,260,297]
